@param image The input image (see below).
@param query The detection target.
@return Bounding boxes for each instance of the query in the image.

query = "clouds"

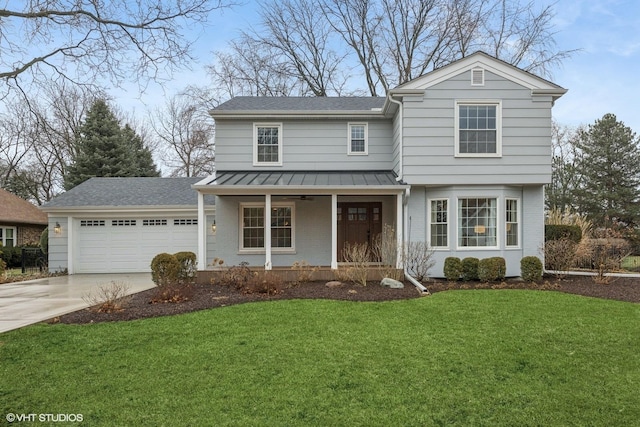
[543,0,640,132]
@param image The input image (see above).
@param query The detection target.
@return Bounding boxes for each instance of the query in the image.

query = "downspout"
[387,93,403,181]
[388,92,427,294]
[402,207,430,295]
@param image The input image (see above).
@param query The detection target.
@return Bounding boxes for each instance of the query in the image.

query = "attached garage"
[41,177,215,274]
[74,217,198,273]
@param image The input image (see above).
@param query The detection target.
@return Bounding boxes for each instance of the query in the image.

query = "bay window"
[458,198,497,248]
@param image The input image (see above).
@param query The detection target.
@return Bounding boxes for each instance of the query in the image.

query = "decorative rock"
[325,281,343,288]
[381,277,404,289]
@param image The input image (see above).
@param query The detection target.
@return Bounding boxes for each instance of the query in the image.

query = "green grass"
[1,291,639,426]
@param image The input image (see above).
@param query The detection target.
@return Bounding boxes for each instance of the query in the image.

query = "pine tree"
[64,100,160,190]
[574,113,640,227]
[121,124,160,177]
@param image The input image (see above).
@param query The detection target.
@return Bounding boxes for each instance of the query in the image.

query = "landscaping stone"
[325,281,343,288]
[381,278,404,288]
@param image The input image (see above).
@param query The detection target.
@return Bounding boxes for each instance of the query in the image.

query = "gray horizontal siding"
[402,70,553,185]
[215,118,394,171]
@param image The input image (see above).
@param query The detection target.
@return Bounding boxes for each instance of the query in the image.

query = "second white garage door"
[74,217,198,273]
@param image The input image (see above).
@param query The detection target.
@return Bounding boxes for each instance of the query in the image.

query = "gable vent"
[471,68,484,86]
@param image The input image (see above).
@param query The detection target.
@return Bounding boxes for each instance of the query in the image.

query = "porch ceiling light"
[54,222,62,235]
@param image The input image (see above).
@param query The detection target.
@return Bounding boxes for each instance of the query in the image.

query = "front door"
[337,202,382,261]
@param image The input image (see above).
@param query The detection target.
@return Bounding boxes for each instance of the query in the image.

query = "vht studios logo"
[6,413,83,423]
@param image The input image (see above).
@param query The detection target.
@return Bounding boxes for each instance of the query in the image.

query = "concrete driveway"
[0,274,156,334]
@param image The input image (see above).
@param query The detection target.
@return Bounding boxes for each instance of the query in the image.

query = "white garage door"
[74,218,198,273]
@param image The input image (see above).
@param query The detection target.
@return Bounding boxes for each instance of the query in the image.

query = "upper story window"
[254,123,283,166]
[348,123,368,155]
[455,101,502,157]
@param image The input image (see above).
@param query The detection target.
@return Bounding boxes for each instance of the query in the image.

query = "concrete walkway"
[0,274,156,334]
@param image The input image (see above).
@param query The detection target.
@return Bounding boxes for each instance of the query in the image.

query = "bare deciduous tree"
[0,82,102,203]
[255,0,348,96]
[0,0,231,98]
[218,0,575,97]
[151,94,215,177]
[209,38,307,99]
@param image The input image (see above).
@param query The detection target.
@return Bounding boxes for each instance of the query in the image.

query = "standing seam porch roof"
[194,171,407,192]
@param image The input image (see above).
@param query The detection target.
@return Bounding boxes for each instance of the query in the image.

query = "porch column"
[331,194,338,269]
[67,216,74,274]
[396,192,404,269]
[264,194,272,270]
[197,191,206,270]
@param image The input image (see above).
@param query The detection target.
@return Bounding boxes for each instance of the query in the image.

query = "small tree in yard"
[403,241,436,282]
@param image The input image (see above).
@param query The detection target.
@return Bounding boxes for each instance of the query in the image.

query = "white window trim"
[253,123,283,166]
[505,197,521,249]
[427,198,449,250]
[454,100,502,158]
[0,226,16,247]
[347,122,368,155]
[456,196,500,250]
[239,202,295,254]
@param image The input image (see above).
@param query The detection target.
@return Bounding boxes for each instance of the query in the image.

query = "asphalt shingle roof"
[214,97,386,112]
[41,177,207,208]
[0,189,48,225]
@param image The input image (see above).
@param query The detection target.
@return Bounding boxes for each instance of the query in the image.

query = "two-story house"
[193,52,566,277]
[42,52,565,278]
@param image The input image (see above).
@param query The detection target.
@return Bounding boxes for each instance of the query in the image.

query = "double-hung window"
[253,123,282,166]
[455,101,501,157]
[429,199,448,248]
[458,198,498,248]
[348,123,368,155]
[505,199,519,247]
[241,203,294,251]
[0,227,15,248]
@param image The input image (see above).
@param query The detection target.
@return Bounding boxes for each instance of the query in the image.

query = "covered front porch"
[192,171,409,271]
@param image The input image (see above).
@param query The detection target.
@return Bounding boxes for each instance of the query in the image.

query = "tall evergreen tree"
[64,100,160,190]
[121,124,160,177]
[574,113,640,227]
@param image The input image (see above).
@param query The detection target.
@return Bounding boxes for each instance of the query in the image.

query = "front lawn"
[1,291,638,426]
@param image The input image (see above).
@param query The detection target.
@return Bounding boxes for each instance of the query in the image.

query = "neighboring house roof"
[193,171,408,195]
[0,188,48,225]
[211,97,386,119]
[41,177,211,210]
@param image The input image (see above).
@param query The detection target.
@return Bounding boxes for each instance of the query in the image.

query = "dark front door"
[337,202,382,261]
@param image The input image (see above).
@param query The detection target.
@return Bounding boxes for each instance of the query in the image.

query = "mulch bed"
[52,275,640,325]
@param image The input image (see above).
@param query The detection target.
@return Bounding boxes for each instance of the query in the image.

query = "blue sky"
[116,0,640,134]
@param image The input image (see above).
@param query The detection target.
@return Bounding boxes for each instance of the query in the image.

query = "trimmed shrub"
[174,251,197,284]
[0,257,5,277]
[443,257,462,281]
[478,257,506,282]
[545,224,582,243]
[150,253,181,287]
[0,246,22,268]
[520,256,543,282]
[461,257,479,281]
